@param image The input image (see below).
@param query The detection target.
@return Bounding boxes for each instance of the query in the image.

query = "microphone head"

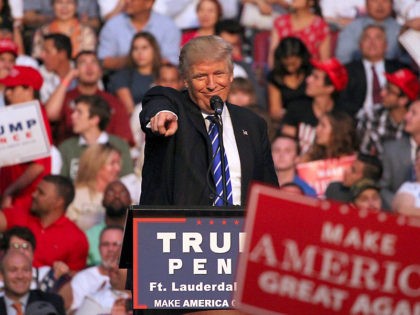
[210,95,224,116]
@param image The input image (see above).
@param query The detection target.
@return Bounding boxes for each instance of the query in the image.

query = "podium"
[120,205,244,311]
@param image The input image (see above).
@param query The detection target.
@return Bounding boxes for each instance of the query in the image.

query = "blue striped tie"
[207,116,233,206]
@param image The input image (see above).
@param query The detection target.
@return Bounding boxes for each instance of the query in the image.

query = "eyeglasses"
[10,243,31,250]
[100,242,122,248]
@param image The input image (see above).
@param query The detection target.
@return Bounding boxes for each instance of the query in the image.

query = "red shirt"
[273,14,330,61]
[53,87,133,146]
[4,207,88,271]
[0,104,52,212]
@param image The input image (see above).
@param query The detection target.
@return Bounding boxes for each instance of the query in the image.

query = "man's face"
[99,229,124,268]
[125,0,154,16]
[343,160,365,187]
[103,181,131,212]
[381,83,402,109]
[366,0,392,21]
[31,180,59,216]
[271,137,298,172]
[76,54,101,85]
[404,100,420,136]
[1,252,32,299]
[41,39,61,72]
[354,189,382,211]
[219,32,242,61]
[9,236,34,262]
[71,102,97,134]
[305,69,333,98]
[184,60,233,114]
[359,27,387,62]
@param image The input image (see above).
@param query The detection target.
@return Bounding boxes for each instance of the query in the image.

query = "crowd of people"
[0,0,419,314]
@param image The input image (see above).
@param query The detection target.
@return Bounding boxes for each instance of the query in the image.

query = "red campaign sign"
[297,155,356,197]
[235,183,420,315]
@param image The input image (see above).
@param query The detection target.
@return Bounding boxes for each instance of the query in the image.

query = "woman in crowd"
[267,36,312,121]
[301,110,357,162]
[181,0,223,46]
[31,0,97,59]
[108,31,161,115]
[268,0,330,67]
[67,144,122,231]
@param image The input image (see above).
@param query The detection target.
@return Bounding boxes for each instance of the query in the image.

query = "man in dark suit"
[140,35,278,206]
[0,251,65,315]
[337,24,405,118]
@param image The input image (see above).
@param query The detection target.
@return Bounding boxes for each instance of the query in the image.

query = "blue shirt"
[98,12,181,65]
[293,175,317,197]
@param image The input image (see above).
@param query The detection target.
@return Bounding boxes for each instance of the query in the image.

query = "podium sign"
[0,101,50,167]
[124,207,244,310]
[235,184,420,315]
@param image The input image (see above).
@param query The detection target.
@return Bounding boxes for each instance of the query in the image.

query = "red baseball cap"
[0,66,43,91]
[385,68,420,101]
[0,38,18,56]
[311,58,348,91]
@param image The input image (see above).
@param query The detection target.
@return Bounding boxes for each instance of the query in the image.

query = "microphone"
[210,95,224,116]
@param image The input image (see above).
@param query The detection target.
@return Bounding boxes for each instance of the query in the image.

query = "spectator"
[0,66,52,212]
[45,50,133,146]
[31,0,97,60]
[66,144,123,231]
[268,0,330,67]
[267,36,313,121]
[0,226,71,294]
[0,0,24,55]
[39,33,76,104]
[337,24,406,117]
[357,68,420,156]
[59,226,124,313]
[271,133,317,197]
[86,181,130,266]
[326,153,383,203]
[335,0,402,64]
[58,94,132,182]
[181,0,222,46]
[0,175,89,271]
[282,58,348,154]
[380,99,420,209]
[0,251,65,315]
[97,0,181,70]
[392,148,420,216]
[23,0,100,30]
[108,31,162,115]
[75,264,129,315]
[301,110,357,162]
[351,178,383,211]
[0,38,19,107]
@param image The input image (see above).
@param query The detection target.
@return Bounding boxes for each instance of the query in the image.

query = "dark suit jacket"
[139,86,278,206]
[337,59,405,117]
[0,289,65,315]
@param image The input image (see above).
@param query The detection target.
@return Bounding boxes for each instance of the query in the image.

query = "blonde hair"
[75,144,121,193]
[179,35,233,79]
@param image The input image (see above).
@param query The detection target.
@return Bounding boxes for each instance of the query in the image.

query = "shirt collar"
[4,292,29,311]
[78,132,109,145]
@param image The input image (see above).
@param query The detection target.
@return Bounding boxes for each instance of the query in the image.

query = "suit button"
[209,193,215,200]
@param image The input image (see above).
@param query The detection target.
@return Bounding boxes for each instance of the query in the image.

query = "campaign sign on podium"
[0,100,50,167]
[235,183,420,315]
[121,207,244,310]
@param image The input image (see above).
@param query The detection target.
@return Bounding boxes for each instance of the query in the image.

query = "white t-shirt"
[396,182,420,208]
[70,266,110,311]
